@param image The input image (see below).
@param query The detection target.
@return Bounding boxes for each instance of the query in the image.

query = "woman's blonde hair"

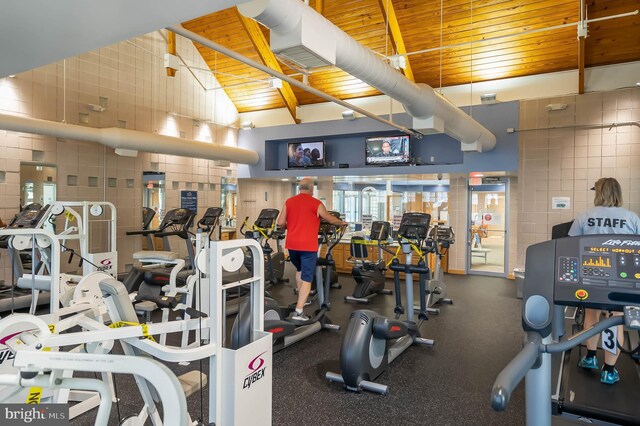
[594,177,623,207]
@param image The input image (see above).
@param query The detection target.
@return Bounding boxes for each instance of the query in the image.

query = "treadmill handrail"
[491,316,624,411]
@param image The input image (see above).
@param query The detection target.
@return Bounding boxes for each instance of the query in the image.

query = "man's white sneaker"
[291,311,310,322]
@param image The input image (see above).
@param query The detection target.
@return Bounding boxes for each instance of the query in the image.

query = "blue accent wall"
[237,101,519,178]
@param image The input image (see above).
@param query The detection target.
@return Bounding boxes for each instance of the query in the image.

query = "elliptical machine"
[326,212,434,394]
[297,211,342,304]
[415,223,455,314]
[240,208,289,285]
[345,220,393,304]
[232,215,347,352]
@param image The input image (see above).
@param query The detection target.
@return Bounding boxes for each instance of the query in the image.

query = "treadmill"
[0,205,50,312]
[122,208,196,293]
[491,234,640,425]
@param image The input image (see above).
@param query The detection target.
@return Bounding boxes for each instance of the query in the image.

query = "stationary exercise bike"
[345,220,393,304]
[232,215,347,352]
[326,212,434,394]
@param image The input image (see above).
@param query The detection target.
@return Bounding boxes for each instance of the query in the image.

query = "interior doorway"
[467,180,509,276]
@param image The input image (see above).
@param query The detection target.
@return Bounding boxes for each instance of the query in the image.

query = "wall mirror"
[20,163,57,209]
[221,177,237,227]
[143,171,165,229]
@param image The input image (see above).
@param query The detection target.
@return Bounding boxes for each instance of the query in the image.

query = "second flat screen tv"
[365,135,410,166]
[287,141,325,168]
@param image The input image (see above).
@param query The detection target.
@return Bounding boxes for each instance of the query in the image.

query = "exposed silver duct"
[0,113,260,165]
[169,25,419,137]
[238,0,497,152]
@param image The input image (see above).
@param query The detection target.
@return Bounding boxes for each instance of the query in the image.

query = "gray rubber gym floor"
[68,267,525,425]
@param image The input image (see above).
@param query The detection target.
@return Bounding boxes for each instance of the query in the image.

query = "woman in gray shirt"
[568,177,640,384]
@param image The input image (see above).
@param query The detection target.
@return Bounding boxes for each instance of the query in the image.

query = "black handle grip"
[184,307,208,319]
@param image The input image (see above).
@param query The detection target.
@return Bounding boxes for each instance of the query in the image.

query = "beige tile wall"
[0,30,239,282]
[517,88,640,267]
[237,180,293,230]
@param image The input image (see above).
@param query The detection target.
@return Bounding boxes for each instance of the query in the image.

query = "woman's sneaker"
[578,355,598,370]
[601,368,620,385]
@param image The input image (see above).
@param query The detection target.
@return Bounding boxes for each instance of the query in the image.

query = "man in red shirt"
[277,177,347,321]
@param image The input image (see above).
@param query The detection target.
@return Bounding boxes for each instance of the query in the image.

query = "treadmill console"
[9,206,48,228]
[199,207,223,227]
[396,213,431,241]
[369,221,390,241]
[161,208,195,228]
[254,208,279,230]
[553,235,640,310]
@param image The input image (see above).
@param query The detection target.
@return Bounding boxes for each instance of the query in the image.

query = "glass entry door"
[468,181,508,276]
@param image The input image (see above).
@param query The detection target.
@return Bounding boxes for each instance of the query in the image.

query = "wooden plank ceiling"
[181,0,640,116]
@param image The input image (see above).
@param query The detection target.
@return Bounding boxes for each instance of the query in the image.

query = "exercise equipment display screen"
[255,208,279,229]
[554,235,640,310]
[397,213,431,240]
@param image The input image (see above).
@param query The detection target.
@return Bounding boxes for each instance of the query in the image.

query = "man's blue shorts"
[288,250,317,283]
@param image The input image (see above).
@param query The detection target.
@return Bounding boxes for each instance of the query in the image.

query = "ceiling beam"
[377,0,415,82]
[315,0,324,15]
[166,31,177,77]
[236,9,300,123]
[578,36,585,94]
[577,1,586,94]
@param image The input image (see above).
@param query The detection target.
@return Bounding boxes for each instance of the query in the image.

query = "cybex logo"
[242,351,267,390]
[97,258,113,272]
[0,349,16,365]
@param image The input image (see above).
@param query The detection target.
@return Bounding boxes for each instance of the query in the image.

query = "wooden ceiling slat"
[180,0,640,113]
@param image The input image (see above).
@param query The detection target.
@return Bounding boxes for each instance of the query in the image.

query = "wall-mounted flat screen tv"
[365,135,410,166]
[287,141,325,168]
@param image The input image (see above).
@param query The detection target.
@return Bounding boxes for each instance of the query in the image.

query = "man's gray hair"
[299,177,313,191]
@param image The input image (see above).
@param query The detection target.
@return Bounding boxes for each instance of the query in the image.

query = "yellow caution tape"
[109,321,156,342]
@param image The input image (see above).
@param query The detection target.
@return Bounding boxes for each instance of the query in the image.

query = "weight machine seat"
[16,277,51,291]
[133,251,179,262]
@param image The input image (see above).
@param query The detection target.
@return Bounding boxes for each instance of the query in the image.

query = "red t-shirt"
[284,193,322,251]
